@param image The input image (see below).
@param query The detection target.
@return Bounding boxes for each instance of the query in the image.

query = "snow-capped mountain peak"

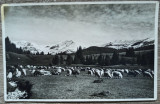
[49,40,78,54]
[102,38,154,49]
[13,41,43,54]
[13,40,79,55]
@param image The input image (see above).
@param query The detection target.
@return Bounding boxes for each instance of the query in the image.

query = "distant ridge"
[13,38,154,55]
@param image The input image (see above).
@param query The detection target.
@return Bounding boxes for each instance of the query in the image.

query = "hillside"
[6,52,54,66]
[82,46,117,55]
[81,45,154,55]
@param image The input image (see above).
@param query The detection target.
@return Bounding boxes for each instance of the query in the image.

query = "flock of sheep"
[6,65,154,99]
[7,65,154,80]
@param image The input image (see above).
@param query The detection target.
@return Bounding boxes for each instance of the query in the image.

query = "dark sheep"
[16,80,33,99]
[93,79,103,83]
[81,68,86,71]
[33,70,42,76]
[143,71,153,78]
[127,71,138,77]
[72,69,80,77]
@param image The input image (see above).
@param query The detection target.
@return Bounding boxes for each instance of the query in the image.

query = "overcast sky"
[4,3,156,47]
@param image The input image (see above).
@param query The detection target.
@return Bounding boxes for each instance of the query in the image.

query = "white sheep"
[151,70,154,76]
[112,71,123,79]
[16,69,21,78]
[56,68,62,75]
[124,69,129,74]
[139,69,142,72]
[31,69,36,74]
[95,69,104,78]
[143,71,153,79]
[135,70,141,75]
[26,65,31,69]
[92,68,96,74]
[88,70,93,76]
[146,69,152,72]
[7,72,13,80]
[22,69,27,76]
[61,68,65,72]
[8,81,17,87]
[19,65,23,69]
[66,69,72,76]
[40,69,51,75]
[100,69,104,77]
[104,69,112,78]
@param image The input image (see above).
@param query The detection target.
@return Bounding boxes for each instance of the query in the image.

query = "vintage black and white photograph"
[1,1,159,102]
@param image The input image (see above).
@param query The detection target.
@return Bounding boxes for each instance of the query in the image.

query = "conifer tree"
[74,46,84,64]
[40,51,44,55]
[125,47,135,57]
[105,55,110,66]
[137,53,141,65]
[52,55,59,65]
[74,55,81,64]
[85,56,89,65]
[36,52,39,55]
[141,53,147,65]
[66,54,73,65]
[60,55,64,65]
[98,54,105,65]
[111,51,119,65]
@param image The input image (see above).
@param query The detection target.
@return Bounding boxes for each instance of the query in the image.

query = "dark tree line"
[5,37,31,54]
[137,51,154,66]
[35,51,45,55]
[85,52,118,66]
[52,49,120,66]
[125,47,135,57]
[85,56,97,65]
[52,47,154,66]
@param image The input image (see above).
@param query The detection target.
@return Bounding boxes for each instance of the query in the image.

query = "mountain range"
[102,38,154,49]
[13,38,154,55]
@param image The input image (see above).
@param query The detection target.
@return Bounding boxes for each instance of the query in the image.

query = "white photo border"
[1,1,159,102]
